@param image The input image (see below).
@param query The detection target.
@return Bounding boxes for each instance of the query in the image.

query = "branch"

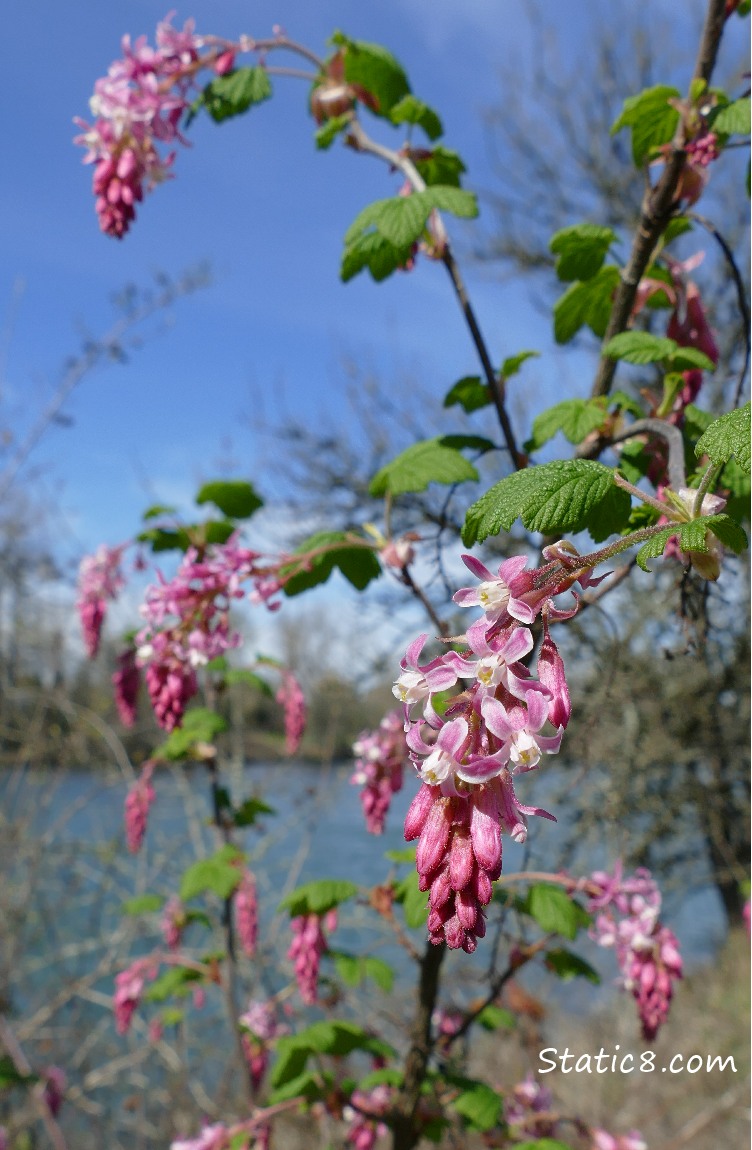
[391,941,446,1150]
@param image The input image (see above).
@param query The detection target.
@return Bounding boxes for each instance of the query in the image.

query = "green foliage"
[0,1056,35,1089]
[331,951,395,991]
[136,526,191,553]
[635,514,748,572]
[144,965,202,1003]
[281,531,381,595]
[369,435,492,496]
[180,844,244,902]
[223,668,274,696]
[315,113,352,149]
[553,266,620,343]
[544,948,601,983]
[232,796,275,827]
[462,459,631,545]
[515,1141,575,1150]
[413,145,466,188]
[192,67,272,123]
[278,878,358,917]
[476,1004,516,1031]
[121,893,165,916]
[389,94,443,140]
[142,503,178,520]
[267,1069,330,1105]
[711,96,751,135]
[549,223,618,282]
[341,230,416,282]
[604,331,715,372]
[525,398,607,452]
[271,1020,394,1089]
[695,403,751,474]
[335,33,411,116]
[522,883,590,941]
[443,375,490,413]
[154,707,229,761]
[502,350,539,377]
[394,869,428,928]
[195,479,263,519]
[611,84,681,165]
[446,1075,504,1132]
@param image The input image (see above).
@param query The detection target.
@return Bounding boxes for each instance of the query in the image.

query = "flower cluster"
[398,548,594,951]
[586,862,683,1040]
[276,670,307,755]
[161,896,186,951]
[76,544,126,657]
[113,646,140,726]
[124,761,156,853]
[239,999,285,1089]
[591,1130,647,1150]
[234,870,258,958]
[504,1075,556,1141]
[350,711,407,834]
[287,910,338,1004]
[113,956,158,1034]
[343,1084,393,1150]
[170,1125,230,1150]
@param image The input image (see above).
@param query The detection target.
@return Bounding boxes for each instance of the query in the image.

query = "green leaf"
[195,67,272,123]
[142,504,177,520]
[232,796,275,827]
[271,1021,392,1087]
[711,96,751,135]
[136,526,191,553]
[202,520,238,545]
[425,185,478,219]
[270,1038,310,1090]
[160,1007,186,1027]
[476,1004,516,1031]
[523,884,590,941]
[525,398,607,452]
[358,1068,403,1091]
[340,229,415,283]
[611,84,681,165]
[224,668,274,696]
[385,846,416,864]
[180,844,244,902]
[154,707,229,761]
[502,350,540,378]
[0,1056,35,1088]
[279,879,358,917]
[604,331,678,364]
[195,480,263,519]
[695,403,751,474]
[443,376,491,414]
[268,1070,327,1105]
[281,531,381,596]
[462,459,631,545]
[121,894,165,916]
[413,145,466,188]
[448,1077,503,1132]
[331,951,395,992]
[145,965,202,1003]
[553,266,620,343]
[339,36,411,115]
[609,389,645,417]
[635,514,748,572]
[389,94,443,140]
[344,187,477,254]
[667,347,716,373]
[394,869,428,928]
[514,1141,574,1150]
[369,436,480,497]
[545,948,601,984]
[549,224,618,282]
[661,217,693,245]
[315,113,352,149]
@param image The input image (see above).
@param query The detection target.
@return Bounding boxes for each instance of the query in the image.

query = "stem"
[692,460,723,517]
[607,417,687,492]
[391,941,446,1150]
[613,473,681,519]
[589,0,730,399]
[396,566,449,637]
[0,1014,69,1150]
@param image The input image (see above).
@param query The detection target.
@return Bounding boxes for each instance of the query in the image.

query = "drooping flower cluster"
[136,539,259,730]
[76,544,126,657]
[170,1124,230,1150]
[41,1066,66,1118]
[161,896,186,951]
[343,1085,394,1150]
[113,955,158,1034]
[398,548,595,951]
[586,862,683,1040]
[504,1075,557,1141]
[239,999,285,1089]
[124,761,156,853]
[287,910,338,1004]
[234,870,259,958]
[113,646,140,726]
[591,1129,647,1150]
[350,711,407,834]
[276,670,307,755]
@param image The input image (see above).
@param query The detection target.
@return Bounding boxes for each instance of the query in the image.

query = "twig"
[0,1014,70,1150]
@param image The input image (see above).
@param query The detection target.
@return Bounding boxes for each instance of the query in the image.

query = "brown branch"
[590,0,730,399]
[391,941,446,1150]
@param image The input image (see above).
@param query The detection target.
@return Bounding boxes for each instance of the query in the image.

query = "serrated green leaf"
[341,230,414,283]
[705,514,748,553]
[413,145,466,188]
[424,185,478,219]
[394,869,428,928]
[195,67,272,123]
[448,1077,503,1132]
[389,94,443,140]
[142,504,178,521]
[553,266,620,343]
[270,1038,310,1089]
[502,350,539,378]
[136,526,191,553]
[611,84,681,165]
[462,459,630,545]
[369,437,480,497]
[695,403,751,474]
[376,194,435,247]
[545,948,601,983]
[315,113,352,149]
[121,894,165,916]
[154,707,228,761]
[443,376,490,413]
[279,879,358,917]
[340,36,411,115]
[195,480,263,519]
[144,966,201,1003]
[616,438,653,484]
[281,531,381,596]
[635,514,748,572]
[525,399,607,452]
[180,845,244,902]
[524,884,590,941]
[604,331,678,364]
[232,796,275,827]
[476,1004,516,1031]
[711,96,751,135]
[549,224,618,282]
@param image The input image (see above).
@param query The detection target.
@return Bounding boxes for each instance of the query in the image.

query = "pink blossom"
[287,910,337,1004]
[505,1075,556,1140]
[41,1066,66,1118]
[161,896,186,950]
[591,1130,647,1150]
[239,999,284,1089]
[276,670,307,755]
[344,1085,393,1150]
[113,956,157,1034]
[124,761,156,853]
[76,544,126,657]
[393,633,459,725]
[350,711,407,834]
[113,647,140,726]
[235,871,258,957]
[170,1125,230,1150]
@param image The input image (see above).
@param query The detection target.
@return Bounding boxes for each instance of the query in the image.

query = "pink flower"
[113,956,157,1034]
[161,896,186,950]
[170,1125,229,1150]
[505,1075,556,1140]
[351,711,407,834]
[124,761,156,853]
[113,647,140,726]
[76,544,126,657]
[235,871,258,957]
[344,1085,393,1150]
[393,633,459,725]
[453,554,536,627]
[276,670,306,755]
[239,999,284,1089]
[41,1066,66,1118]
[287,910,337,1004]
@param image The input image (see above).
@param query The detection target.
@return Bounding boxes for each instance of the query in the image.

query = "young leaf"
[180,844,244,902]
[476,1004,516,1031]
[121,894,165,916]
[195,67,272,123]
[341,230,415,283]
[142,504,178,520]
[545,948,601,984]
[667,347,716,373]
[549,224,618,282]
[635,514,748,572]
[711,95,751,135]
[153,707,229,761]
[315,113,352,150]
[695,403,751,474]
[462,460,631,545]
[331,951,395,992]
[501,350,540,378]
[611,84,681,165]
[394,870,428,928]
[195,480,263,519]
[447,1077,503,1132]
[603,331,677,364]
[525,399,607,452]
[339,36,411,116]
[267,1069,327,1105]
[0,1057,35,1089]
[524,884,590,941]
[389,94,443,140]
[553,266,620,343]
[278,878,358,917]
[413,145,467,188]
[443,376,491,414]
[144,966,201,1003]
[281,531,381,595]
[369,437,480,497]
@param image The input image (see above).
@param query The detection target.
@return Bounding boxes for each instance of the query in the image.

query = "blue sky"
[1,0,746,581]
